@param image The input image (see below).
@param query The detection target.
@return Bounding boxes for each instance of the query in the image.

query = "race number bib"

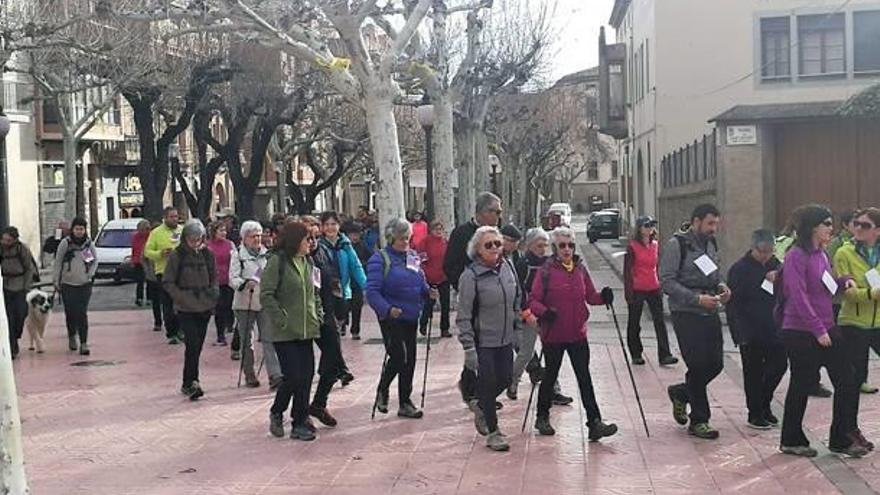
[311,266,322,289]
[821,271,838,295]
[694,254,718,276]
[82,249,95,264]
[406,253,421,272]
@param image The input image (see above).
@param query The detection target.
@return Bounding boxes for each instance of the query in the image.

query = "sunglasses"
[489,208,503,215]
[821,220,834,227]
[855,221,876,230]
[307,236,318,242]
[483,240,503,250]
[556,242,576,250]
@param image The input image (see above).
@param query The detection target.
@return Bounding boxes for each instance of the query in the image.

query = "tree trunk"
[128,97,164,221]
[473,126,491,194]
[62,131,78,221]
[0,278,29,494]
[363,90,406,235]
[454,121,475,224]
[432,96,455,232]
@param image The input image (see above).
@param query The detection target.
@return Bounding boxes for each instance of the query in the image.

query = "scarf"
[561,259,575,273]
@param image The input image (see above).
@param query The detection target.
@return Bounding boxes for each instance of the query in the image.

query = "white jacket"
[229,245,269,311]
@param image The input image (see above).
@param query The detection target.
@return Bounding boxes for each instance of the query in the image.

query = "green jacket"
[260,253,323,343]
[144,224,183,275]
[834,243,880,329]
[827,231,853,262]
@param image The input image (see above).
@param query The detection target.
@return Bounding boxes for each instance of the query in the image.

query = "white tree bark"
[363,90,406,234]
[455,126,476,221]
[473,126,490,193]
[61,128,78,221]
[0,278,29,494]
[431,95,455,230]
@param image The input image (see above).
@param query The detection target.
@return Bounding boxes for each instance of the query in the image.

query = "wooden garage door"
[775,119,880,229]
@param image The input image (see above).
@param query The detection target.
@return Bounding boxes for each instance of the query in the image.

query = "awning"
[709,101,845,123]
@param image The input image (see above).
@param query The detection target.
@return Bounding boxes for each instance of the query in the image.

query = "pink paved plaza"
[13,248,880,494]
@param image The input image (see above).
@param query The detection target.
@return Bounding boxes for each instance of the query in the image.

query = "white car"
[547,203,572,227]
[93,218,143,281]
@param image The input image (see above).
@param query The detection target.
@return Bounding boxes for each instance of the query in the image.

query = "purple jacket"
[782,245,848,338]
[528,256,605,344]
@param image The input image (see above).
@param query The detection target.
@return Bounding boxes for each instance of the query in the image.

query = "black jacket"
[309,243,339,329]
[443,220,479,291]
[727,251,781,345]
[516,251,547,310]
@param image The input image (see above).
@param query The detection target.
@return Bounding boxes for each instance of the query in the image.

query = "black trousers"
[739,339,787,421]
[781,328,857,449]
[349,287,364,336]
[156,274,179,338]
[477,344,514,432]
[312,323,344,408]
[146,280,162,327]
[61,284,93,343]
[668,312,724,424]
[272,340,315,426]
[840,326,880,387]
[133,264,145,303]
[420,281,451,332]
[214,285,234,340]
[538,339,602,423]
[626,290,672,360]
[179,312,210,387]
[379,319,418,406]
[4,289,26,354]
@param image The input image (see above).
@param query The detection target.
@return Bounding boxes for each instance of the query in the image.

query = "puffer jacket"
[528,256,604,344]
[260,253,323,342]
[229,244,269,311]
[53,237,98,287]
[320,234,366,300]
[456,258,521,350]
[1,241,37,293]
[365,246,430,322]
[163,244,219,314]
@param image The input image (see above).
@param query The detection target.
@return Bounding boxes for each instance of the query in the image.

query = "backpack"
[676,234,718,271]
[0,243,39,282]
[174,246,214,289]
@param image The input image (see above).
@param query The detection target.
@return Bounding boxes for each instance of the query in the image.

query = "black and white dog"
[25,289,54,353]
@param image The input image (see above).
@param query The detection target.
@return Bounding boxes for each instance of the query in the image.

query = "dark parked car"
[587,212,619,243]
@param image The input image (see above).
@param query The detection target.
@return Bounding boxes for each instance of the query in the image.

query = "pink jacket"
[528,256,605,344]
[206,238,234,286]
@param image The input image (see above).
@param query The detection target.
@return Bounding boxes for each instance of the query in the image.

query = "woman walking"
[131,219,151,307]
[366,218,434,420]
[262,221,323,441]
[229,221,282,389]
[319,211,367,338]
[623,216,678,366]
[207,221,235,346]
[456,226,521,451]
[164,220,219,400]
[53,217,98,356]
[416,220,451,338]
[779,204,866,458]
[528,227,617,440]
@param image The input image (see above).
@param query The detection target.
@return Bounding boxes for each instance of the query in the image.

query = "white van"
[93,218,143,281]
[547,203,572,227]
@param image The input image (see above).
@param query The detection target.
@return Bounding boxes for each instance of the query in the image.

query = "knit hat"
[635,215,657,228]
[500,224,523,241]
[182,219,206,240]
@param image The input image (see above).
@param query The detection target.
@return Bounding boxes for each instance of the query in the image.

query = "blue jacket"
[366,246,430,322]
[320,234,367,300]
[363,227,379,253]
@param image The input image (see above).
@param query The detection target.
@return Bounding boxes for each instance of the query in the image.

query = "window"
[588,161,599,181]
[761,17,791,80]
[611,160,619,178]
[854,10,880,73]
[42,100,60,125]
[798,13,845,77]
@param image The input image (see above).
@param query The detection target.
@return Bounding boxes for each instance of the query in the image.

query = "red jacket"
[624,239,661,301]
[131,230,149,266]
[416,234,448,285]
[411,220,429,250]
[528,256,604,344]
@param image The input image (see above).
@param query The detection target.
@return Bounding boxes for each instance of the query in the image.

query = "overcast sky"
[546,0,616,83]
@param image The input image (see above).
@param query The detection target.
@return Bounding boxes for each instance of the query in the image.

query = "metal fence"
[661,129,717,188]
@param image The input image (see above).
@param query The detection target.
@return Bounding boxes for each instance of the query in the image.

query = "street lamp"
[489,154,501,196]
[0,107,11,227]
[416,99,435,221]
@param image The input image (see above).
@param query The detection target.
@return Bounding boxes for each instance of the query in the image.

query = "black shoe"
[808,383,833,398]
[419,325,427,336]
[152,325,162,332]
[441,329,452,338]
[632,356,646,365]
[668,385,689,426]
[552,393,574,406]
[535,416,555,436]
[659,355,679,366]
[780,445,818,457]
[245,377,261,388]
[351,333,361,341]
[506,385,518,401]
[68,335,78,351]
[339,371,354,387]
[135,299,144,307]
[376,390,389,414]
[304,418,318,434]
[398,402,424,419]
[79,343,90,356]
[188,381,204,401]
[855,429,875,451]
[458,379,469,404]
[588,418,618,442]
[495,401,503,410]
[687,422,719,440]
[829,441,869,458]
[528,367,545,385]
[308,405,338,427]
[764,412,779,426]
[338,325,347,337]
[747,417,772,430]
[269,413,284,438]
[290,423,316,441]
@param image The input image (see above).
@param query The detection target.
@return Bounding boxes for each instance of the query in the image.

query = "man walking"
[145,207,184,344]
[660,204,730,439]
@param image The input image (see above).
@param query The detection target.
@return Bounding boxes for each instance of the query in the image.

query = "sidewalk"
[12,244,880,494]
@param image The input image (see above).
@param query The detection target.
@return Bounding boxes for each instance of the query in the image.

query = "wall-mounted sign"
[118,173,144,207]
[726,125,757,146]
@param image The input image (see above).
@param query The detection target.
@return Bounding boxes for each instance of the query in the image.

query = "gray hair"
[239,220,263,239]
[752,228,776,248]
[523,228,549,249]
[467,226,501,260]
[384,217,413,243]
[549,226,577,254]
[182,219,206,240]
[475,191,501,215]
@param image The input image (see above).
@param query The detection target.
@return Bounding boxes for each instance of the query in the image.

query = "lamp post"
[489,154,501,196]
[0,108,11,227]
[417,99,435,221]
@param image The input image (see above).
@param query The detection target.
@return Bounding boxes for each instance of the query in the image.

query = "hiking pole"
[420,311,434,409]
[237,289,255,388]
[607,301,650,438]
[371,352,391,420]
[521,349,544,433]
